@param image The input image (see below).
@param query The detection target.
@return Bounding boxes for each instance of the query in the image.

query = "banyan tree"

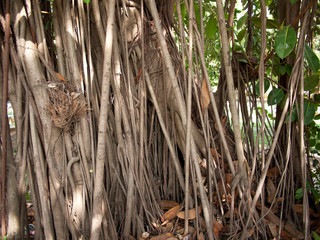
[0,0,319,239]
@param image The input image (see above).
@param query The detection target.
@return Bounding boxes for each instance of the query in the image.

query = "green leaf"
[290,102,317,125]
[237,29,246,42]
[194,4,201,26]
[305,44,320,73]
[310,138,316,147]
[277,65,287,75]
[266,0,273,6]
[291,0,299,3]
[268,88,285,105]
[255,79,270,96]
[237,14,248,29]
[83,0,90,4]
[315,114,320,120]
[268,113,276,120]
[206,16,217,39]
[181,3,186,21]
[315,94,320,102]
[286,106,298,123]
[275,26,297,59]
[304,102,316,125]
[266,19,280,29]
[237,58,248,63]
[233,44,243,52]
[295,188,303,199]
[304,75,320,91]
[249,17,279,29]
[250,17,261,28]
[285,64,293,75]
[312,231,320,240]
[316,143,320,151]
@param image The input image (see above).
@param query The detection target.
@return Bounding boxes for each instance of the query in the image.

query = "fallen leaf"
[177,206,202,220]
[263,205,303,239]
[266,178,276,204]
[150,233,174,240]
[162,204,181,221]
[181,234,193,240]
[224,208,238,218]
[158,200,179,210]
[315,226,320,234]
[213,220,223,238]
[294,204,318,217]
[162,221,173,232]
[280,229,292,240]
[311,218,320,229]
[225,173,233,184]
[56,72,66,82]
[294,204,303,215]
[198,232,205,240]
[233,161,239,172]
[267,167,280,178]
[268,222,278,238]
[199,217,206,229]
[210,148,222,160]
[141,232,150,239]
[200,77,210,112]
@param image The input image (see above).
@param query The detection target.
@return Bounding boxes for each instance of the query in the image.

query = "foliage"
[295,180,320,204]
[275,26,296,59]
[313,231,320,240]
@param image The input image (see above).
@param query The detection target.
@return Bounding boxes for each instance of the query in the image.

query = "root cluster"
[47,77,87,131]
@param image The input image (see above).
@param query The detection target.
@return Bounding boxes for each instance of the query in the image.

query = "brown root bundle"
[47,81,87,131]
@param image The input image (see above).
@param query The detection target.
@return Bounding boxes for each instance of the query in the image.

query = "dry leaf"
[315,226,320,234]
[280,229,292,240]
[150,233,174,240]
[189,226,196,234]
[162,204,181,221]
[225,173,233,184]
[294,204,303,215]
[181,234,193,240]
[294,204,318,217]
[268,222,278,238]
[267,167,280,178]
[165,233,174,238]
[162,221,173,232]
[213,220,223,238]
[141,232,150,239]
[56,73,66,82]
[263,205,303,239]
[158,200,179,210]
[225,208,238,218]
[210,148,222,160]
[266,178,276,204]
[200,77,210,112]
[233,161,239,172]
[177,206,202,220]
[311,218,320,229]
[198,232,205,240]
[199,217,206,229]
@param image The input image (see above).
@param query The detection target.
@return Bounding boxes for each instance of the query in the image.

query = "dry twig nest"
[47,74,87,131]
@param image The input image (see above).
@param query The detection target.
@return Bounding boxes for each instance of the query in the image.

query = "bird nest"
[47,80,87,131]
